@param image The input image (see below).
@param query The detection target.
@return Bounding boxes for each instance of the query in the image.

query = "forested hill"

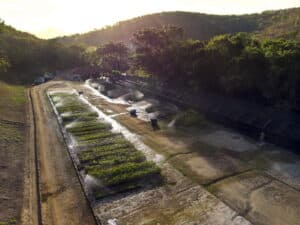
[0,21,85,84]
[57,7,300,47]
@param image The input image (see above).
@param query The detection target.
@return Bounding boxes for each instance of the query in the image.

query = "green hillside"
[0,20,85,84]
[56,7,300,47]
[256,8,300,40]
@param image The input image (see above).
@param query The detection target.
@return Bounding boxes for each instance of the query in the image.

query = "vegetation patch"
[175,109,208,128]
[0,82,25,122]
[0,82,26,225]
[61,112,98,123]
[0,218,17,225]
[0,123,23,143]
[49,91,162,199]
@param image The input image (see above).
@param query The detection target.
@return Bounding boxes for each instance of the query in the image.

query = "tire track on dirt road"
[21,88,43,225]
[30,88,43,225]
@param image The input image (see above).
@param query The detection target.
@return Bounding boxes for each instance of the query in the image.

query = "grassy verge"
[0,123,24,143]
[0,81,26,122]
[0,82,26,223]
[0,218,17,225]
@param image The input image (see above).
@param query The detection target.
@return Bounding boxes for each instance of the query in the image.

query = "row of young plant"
[48,91,161,199]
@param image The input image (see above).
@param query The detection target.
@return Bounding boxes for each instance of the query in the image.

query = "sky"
[0,0,300,39]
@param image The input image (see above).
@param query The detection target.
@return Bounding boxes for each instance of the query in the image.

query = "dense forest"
[89,26,300,111]
[0,20,86,84]
[57,7,300,47]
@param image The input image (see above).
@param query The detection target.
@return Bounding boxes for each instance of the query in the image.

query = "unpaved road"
[29,84,96,225]
[21,90,39,225]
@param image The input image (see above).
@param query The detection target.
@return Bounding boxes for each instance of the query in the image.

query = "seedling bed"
[49,91,162,199]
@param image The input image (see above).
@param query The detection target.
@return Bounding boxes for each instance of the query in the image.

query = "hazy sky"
[1,0,300,39]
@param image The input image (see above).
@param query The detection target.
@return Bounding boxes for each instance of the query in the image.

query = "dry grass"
[0,82,26,122]
[0,81,26,224]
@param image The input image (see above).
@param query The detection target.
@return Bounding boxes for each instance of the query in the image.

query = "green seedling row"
[62,116,97,125]
[67,123,109,134]
[70,128,110,137]
[89,161,160,186]
[84,143,132,153]
[76,137,129,150]
[61,111,98,119]
[78,148,140,164]
[56,104,89,114]
[76,135,124,147]
[83,153,146,169]
[78,146,136,162]
[77,131,116,142]
[88,161,156,178]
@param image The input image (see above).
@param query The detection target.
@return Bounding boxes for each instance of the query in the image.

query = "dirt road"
[30,84,96,225]
[21,90,39,225]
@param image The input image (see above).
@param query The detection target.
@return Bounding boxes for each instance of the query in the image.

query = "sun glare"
[0,0,300,38]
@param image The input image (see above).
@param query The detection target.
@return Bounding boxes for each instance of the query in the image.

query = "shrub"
[175,109,208,128]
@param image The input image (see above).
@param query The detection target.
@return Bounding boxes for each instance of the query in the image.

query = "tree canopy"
[0,21,86,83]
[130,27,300,110]
[92,42,129,73]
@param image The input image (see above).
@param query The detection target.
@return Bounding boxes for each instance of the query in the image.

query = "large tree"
[133,26,183,80]
[0,56,9,72]
[132,29,300,110]
[261,39,300,107]
[93,42,129,73]
[206,33,268,97]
